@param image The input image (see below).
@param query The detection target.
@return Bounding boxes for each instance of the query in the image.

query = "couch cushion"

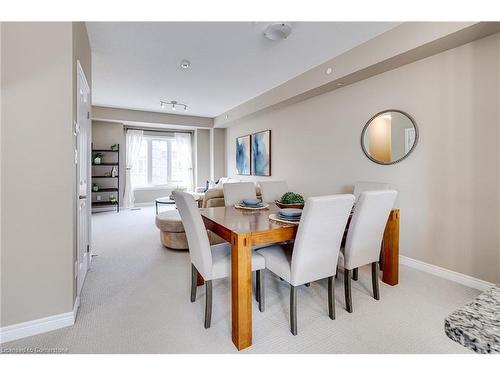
[155,210,185,233]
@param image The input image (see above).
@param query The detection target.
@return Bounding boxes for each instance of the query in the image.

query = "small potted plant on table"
[276,192,305,209]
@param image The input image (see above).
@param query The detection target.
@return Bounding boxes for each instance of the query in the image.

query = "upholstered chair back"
[344,190,398,270]
[223,182,256,206]
[259,180,288,203]
[290,194,355,286]
[173,191,213,280]
[353,181,391,202]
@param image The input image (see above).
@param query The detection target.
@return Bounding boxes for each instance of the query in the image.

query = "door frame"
[76,60,92,302]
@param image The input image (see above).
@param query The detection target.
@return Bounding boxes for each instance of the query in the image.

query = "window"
[130,133,193,190]
[151,139,169,185]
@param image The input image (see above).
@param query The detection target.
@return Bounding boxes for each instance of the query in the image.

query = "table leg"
[231,232,252,351]
[382,209,399,285]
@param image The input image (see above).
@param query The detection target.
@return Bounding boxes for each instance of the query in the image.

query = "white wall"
[1,23,75,326]
[196,129,210,187]
[226,32,500,284]
[213,128,226,180]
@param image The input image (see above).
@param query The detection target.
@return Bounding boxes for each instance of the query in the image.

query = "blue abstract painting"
[251,130,271,176]
[236,135,251,175]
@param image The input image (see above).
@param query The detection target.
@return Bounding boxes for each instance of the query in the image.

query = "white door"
[77,61,91,296]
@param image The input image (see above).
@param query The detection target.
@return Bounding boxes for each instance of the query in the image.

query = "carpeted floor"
[1,206,478,353]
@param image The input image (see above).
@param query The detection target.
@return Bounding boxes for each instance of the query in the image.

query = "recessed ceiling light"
[263,23,292,41]
[180,59,191,69]
[326,67,333,75]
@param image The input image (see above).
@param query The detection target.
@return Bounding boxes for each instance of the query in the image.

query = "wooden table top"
[200,203,297,234]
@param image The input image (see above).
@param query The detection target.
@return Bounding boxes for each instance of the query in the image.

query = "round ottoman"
[155,210,188,250]
[155,210,226,250]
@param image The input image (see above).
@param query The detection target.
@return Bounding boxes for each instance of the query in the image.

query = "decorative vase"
[111,166,117,177]
[92,184,99,192]
[111,144,118,151]
[94,157,101,165]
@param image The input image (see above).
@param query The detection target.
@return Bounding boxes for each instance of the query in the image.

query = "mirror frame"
[360,109,419,165]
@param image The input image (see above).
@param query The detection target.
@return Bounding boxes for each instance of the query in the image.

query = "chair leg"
[190,264,198,302]
[255,271,261,303]
[372,262,380,300]
[344,269,353,313]
[290,285,298,335]
[258,270,265,312]
[352,268,358,281]
[328,276,335,320]
[204,280,213,329]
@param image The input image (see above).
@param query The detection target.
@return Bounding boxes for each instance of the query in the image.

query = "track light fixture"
[160,100,188,112]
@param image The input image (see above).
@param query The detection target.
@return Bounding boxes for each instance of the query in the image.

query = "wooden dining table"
[200,203,400,351]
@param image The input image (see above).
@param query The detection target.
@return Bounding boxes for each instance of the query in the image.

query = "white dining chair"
[353,181,391,202]
[338,190,398,313]
[223,182,257,206]
[173,191,266,328]
[259,180,289,203]
[350,181,393,280]
[257,194,355,335]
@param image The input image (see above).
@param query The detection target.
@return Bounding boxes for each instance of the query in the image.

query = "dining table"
[200,203,400,351]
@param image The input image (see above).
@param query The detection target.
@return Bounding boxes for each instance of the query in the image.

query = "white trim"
[73,295,80,321]
[0,310,75,344]
[400,255,495,291]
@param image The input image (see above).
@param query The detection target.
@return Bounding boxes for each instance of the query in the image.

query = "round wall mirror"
[361,109,418,165]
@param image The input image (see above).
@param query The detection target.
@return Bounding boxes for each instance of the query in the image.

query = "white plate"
[269,213,300,225]
[234,203,270,210]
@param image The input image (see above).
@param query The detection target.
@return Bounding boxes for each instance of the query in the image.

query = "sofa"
[192,177,261,208]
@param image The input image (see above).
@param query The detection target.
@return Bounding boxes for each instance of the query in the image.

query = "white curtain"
[124,129,144,208]
[172,132,193,191]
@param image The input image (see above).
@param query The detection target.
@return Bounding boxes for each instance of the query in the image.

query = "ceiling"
[86,22,399,118]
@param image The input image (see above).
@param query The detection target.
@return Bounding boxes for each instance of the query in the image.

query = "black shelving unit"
[91,144,120,213]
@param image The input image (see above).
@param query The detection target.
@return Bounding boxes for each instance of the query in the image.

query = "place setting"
[269,208,303,225]
[234,198,270,210]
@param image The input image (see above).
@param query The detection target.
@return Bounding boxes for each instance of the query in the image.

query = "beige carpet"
[1,205,478,353]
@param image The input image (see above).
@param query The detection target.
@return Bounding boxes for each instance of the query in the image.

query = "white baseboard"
[73,295,80,320]
[0,297,79,344]
[400,255,495,291]
[0,310,75,344]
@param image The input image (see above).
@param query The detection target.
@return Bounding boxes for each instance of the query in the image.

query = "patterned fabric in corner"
[444,285,500,354]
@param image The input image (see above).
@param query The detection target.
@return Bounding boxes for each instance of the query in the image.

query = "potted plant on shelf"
[93,153,104,165]
[276,192,305,209]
